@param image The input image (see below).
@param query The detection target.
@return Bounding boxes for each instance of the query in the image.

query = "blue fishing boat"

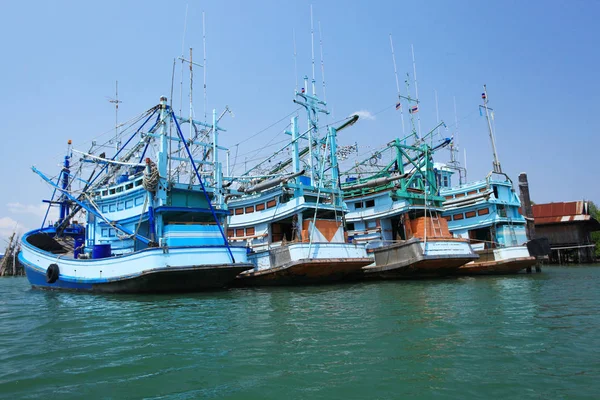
[439,86,536,274]
[224,77,371,285]
[339,41,477,279]
[342,134,478,279]
[19,96,252,292]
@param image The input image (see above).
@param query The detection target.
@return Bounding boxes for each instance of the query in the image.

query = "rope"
[143,160,159,192]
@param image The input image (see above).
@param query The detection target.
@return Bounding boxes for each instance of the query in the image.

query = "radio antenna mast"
[107,80,122,152]
[411,44,422,138]
[310,4,316,95]
[203,11,207,122]
[389,34,406,137]
[480,84,502,173]
[293,29,298,92]
[318,21,327,102]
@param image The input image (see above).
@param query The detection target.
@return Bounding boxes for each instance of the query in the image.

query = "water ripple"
[1,267,599,399]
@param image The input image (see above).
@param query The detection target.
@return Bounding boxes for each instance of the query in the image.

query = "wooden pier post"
[518,172,541,272]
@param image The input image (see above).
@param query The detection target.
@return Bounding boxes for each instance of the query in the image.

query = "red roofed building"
[531,201,600,263]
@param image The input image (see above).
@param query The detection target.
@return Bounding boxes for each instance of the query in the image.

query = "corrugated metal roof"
[532,201,585,219]
[535,215,592,225]
[532,201,600,228]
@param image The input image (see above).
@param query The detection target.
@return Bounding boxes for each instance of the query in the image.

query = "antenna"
[447,95,466,184]
[293,29,298,92]
[435,89,440,138]
[310,4,316,95]
[189,47,194,141]
[107,80,122,152]
[179,4,189,117]
[318,21,327,102]
[389,34,406,137]
[411,44,422,138]
[480,84,502,173]
[203,11,207,122]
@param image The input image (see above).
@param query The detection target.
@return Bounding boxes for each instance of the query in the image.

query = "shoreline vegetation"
[1,231,24,277]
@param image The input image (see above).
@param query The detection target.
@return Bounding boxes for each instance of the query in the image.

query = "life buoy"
[46,264,59,284]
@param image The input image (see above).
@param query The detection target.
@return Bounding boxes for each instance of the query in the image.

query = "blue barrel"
[92,244,112,259]
[117,174,129,184]
[298,176,312,186]
[74,238,85,259]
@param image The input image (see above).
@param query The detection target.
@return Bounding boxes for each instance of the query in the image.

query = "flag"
[409,105,419,114]
[481,92,486,100]
[395,102,401,110]
[301,87,305,93]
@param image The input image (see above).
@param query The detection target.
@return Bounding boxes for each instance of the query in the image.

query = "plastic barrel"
[74,238,85,259]
[117,174,129,184]
[92,244,112,259]
[298,176,312,186]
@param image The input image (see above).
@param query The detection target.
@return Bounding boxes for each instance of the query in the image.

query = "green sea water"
[1,266,599,399]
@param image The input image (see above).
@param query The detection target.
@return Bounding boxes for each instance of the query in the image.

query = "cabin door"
[271,221,294,243]
[391,216,406,241]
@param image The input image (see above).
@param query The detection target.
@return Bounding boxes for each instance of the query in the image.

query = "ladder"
[507,219,518,246]
[430,210,442,238]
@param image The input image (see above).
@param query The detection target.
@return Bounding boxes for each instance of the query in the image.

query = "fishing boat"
[339,40,476,279]
[224,77,372,286]
[439,86,536,275]
[342,132,478,279]
[19,95,253,293]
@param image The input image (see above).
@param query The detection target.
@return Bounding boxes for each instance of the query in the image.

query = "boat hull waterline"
[364,238,479,279]
[452,246,536,276]
[237,242,372,286]
[20,232,253,293]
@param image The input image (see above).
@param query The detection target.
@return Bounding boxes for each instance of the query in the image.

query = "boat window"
[116,186,123,193]
[365,199,375,208]
[246,227,255,236]
[442,176,449,187]
[453,213,464,221]
[267,200,277,209]
[465,211,477,218]
[109,188,116,195]
[256,203,265,211]
[235,208,244,215]
[235,228,244,237]
[492,185,499,199]
[497,205,507,217]
[245,206,254,214]
[135,179,143,187]
[109,229,116,237]
[477,208,490,216]
[102,190,108,196]
[355,202,363,209]
[346,222,355,231]
[227,229,234,237]
[125,183,134,190]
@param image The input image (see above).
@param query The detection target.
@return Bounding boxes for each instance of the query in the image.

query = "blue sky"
[1,0,598,241]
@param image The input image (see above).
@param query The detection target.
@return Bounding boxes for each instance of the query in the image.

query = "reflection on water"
[1,266,599,399]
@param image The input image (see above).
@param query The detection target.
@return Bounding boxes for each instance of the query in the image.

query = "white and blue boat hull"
[20,231,252,293]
